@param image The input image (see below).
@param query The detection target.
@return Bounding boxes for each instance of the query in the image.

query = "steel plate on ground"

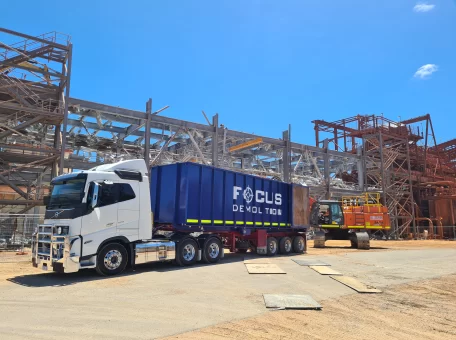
[245,264,286,274]
[244,258,273,264]
[263,294,321,309]
[309,266,342,275]
[331,276,382,293]
[292,259,330,266]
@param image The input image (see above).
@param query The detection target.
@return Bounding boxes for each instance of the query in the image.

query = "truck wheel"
[267,237,278,256]
[202,237,223,264]
[96,243,128,276]
[176,239,198,266]
[292,236,305,253]
[279,237,292,255]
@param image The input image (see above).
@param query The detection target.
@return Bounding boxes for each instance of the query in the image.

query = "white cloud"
[413,3,435,12]
[414,64,438,79]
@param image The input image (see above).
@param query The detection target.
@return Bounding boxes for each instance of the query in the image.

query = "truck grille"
[34,225,66,262]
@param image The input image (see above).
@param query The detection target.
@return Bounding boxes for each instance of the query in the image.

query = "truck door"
[117,182,139,238]
[80,182,119,257]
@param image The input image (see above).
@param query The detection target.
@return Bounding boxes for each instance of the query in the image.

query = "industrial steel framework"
[2,28,454,240]
[0,28,72,213]
[0,28,362,215]
[314,114,456,239]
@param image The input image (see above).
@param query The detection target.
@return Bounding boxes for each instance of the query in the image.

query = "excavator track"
[350,232,370,250]
[313,231,326,248]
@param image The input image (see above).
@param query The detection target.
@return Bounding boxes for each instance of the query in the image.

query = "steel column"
[145,98,152,170]
[59,43,73,175]
[323,139,330,199]
[212,114,219,166]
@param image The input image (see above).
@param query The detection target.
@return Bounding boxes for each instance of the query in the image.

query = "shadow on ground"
[7,251,303,288]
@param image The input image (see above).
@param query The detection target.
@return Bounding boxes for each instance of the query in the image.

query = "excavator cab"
[317,200,344,227]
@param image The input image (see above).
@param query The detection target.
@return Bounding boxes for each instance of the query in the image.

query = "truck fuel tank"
[135,240,176,264]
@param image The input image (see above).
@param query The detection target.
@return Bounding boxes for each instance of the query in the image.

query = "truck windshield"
[48,176,87,209]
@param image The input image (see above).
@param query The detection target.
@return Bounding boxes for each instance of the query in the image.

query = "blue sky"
[2,1,455,146]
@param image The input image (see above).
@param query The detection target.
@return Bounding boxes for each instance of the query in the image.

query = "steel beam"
[144,98,152,169]
[0,45,55,69]
[59,43,72,175]
[0,199,42,205]
[282,129,290,183]
[0,115,44,139]
[212,114,219,166]
[323,139,330,199]
[0,101,63,119]
[0,28,68,50]
[0,173,28,198]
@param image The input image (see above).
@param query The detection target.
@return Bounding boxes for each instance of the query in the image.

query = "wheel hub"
[208,243,220,259]
[269,240,277,253]
[183,244,196,261]
[285,240,292,252]
[104,250,122,270]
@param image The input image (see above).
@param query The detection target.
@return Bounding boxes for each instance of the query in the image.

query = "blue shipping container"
[150,162,310,232]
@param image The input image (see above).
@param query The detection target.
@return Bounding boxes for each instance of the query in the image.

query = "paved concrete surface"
[1,248,456,339]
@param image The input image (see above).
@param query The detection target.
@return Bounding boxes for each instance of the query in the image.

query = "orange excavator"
[309,192,390,250]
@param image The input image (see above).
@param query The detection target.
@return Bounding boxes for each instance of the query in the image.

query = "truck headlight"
[57,226,69,235]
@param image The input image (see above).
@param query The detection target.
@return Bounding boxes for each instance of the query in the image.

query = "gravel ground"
[0,240,455,339]
[163,274,456,340]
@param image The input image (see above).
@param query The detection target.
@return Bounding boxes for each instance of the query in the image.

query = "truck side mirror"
[43,195,50,207]
[91,182,101,209]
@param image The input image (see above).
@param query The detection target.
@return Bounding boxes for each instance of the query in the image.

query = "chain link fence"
[0,214,44,253]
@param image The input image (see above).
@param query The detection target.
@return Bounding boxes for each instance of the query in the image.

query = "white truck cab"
[32,160,178,275]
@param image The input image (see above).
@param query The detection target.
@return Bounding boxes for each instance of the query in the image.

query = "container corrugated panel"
[150,162,309,231]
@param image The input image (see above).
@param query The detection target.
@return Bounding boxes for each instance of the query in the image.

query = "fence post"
[21,215,27,254]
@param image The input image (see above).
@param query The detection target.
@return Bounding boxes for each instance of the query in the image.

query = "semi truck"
[32,160,310,275]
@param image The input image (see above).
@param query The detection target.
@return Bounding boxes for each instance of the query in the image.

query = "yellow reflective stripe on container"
[236,221,244,225]
[255,222,262,225]
[214,220,223,224]
[201,220,211,224]
[226,221,234,225]
[347,226,365,229]
[272,223,279,226]
[264,222,271,226]
[187,219,198,223]
[280,223,286,226]
[246,222,254,225]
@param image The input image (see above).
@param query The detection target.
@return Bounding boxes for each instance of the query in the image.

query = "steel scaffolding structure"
[0,28,72,213]
[0,28,362,214]
[314,114,456,239]
[2,28,454,240]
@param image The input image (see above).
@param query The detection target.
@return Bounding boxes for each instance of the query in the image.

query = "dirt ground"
[1,240,455,339]
[306,239,456,255]
[0,239,454,281]
[163,274,456,340]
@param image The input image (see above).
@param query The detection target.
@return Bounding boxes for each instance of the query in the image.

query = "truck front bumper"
[32,225,80,273]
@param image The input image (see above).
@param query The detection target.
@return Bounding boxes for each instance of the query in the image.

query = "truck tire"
[292,236,305,253]
[202,237,223,264]
[176,239,199,266]
[96,243,128,276]
[267,237,278,256]
[279,237,292,255]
